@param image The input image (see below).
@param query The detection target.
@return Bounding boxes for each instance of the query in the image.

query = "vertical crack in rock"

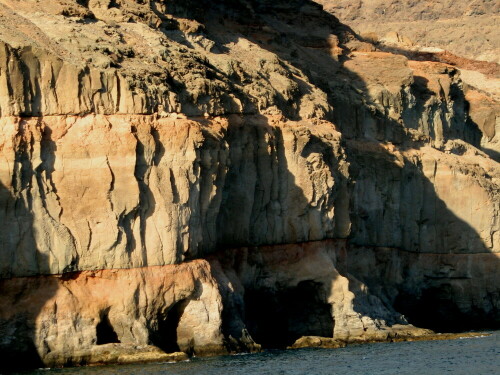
[168,168,180,204]
[105,155,115,211]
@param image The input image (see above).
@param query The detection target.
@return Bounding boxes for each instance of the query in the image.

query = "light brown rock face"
[0,0,498,370]
[465,88,500,159]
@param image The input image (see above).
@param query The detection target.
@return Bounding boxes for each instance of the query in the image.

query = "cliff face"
[316,0,500,158]
[316,0,500,64]
[0,0,498,370]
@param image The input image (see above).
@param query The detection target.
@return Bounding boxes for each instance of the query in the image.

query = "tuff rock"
[0,0,498,370]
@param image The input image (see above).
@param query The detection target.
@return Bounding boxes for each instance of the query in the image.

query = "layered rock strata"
[0,114,349,276]
[0,0,498,370]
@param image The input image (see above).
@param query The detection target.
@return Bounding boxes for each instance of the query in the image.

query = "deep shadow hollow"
[244,280,333,349]
[394,284,500,333]
[96,311,120,345]
[149,299,189,353]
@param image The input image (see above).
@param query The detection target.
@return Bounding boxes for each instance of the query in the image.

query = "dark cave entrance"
[244,280,333,349]
[394,284,498,332]
[96,312,120,345]
[149,299,189,353]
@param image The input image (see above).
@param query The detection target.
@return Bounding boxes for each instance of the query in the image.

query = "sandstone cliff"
[0,0,498,370]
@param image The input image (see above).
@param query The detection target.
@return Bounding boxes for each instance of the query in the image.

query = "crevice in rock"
[116,209,138,254]
[151,127,165,166]
[169,168,180,204]
[244,280,333,349]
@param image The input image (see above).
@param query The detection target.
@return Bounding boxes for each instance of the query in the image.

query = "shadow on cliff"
[0,177,58,371]
[170,0,499,340]
[345,140,499,332]
[210,115,346,248]
[200,113,346,349]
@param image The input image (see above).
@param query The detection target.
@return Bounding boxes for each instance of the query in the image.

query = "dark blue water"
[16,332,499,375]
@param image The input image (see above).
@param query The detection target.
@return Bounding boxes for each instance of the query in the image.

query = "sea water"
[15,331,499,375]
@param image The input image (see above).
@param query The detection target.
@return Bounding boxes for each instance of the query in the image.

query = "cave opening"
[244,280,333,349]
[149,299,189,353]
[96,313,120,345]
[394,284,498,332]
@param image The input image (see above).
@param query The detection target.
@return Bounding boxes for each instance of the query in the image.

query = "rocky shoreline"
[16,330,492,369]
[1,241,497,370]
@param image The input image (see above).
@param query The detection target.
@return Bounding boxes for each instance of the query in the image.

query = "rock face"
[0,114,349,276]
[316,0,500,64]
[0,0,498,370]
[317,0,500,146]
